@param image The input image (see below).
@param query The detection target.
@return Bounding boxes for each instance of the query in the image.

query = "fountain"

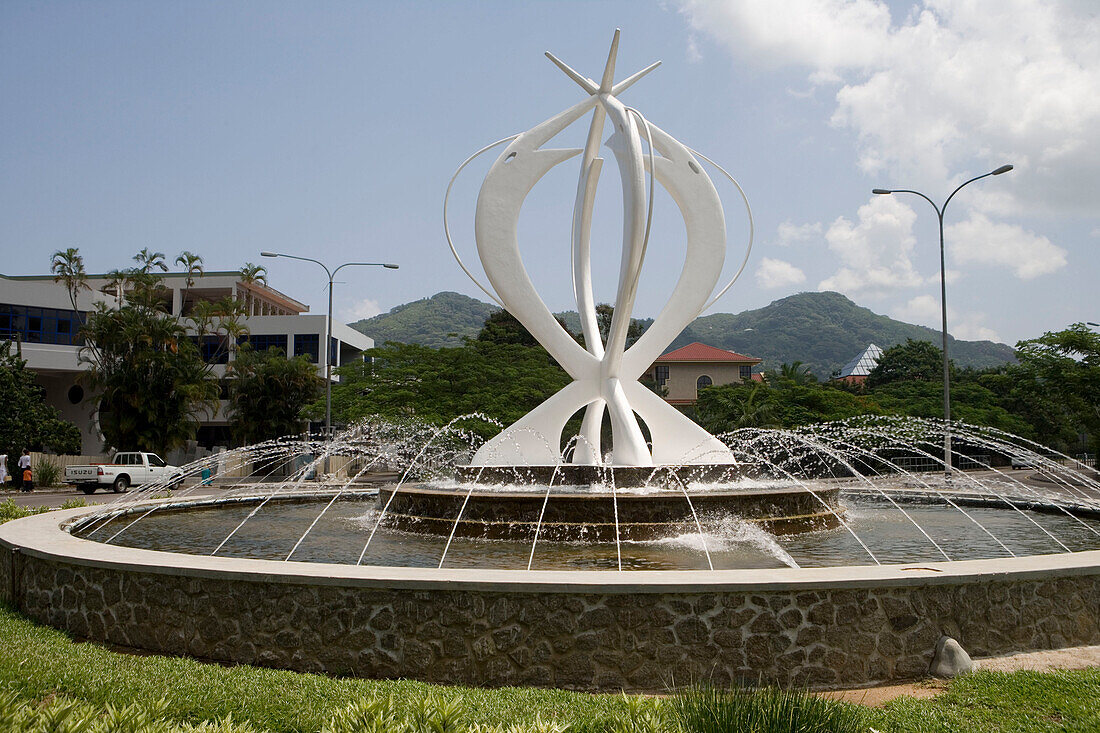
[2,34,1099,692]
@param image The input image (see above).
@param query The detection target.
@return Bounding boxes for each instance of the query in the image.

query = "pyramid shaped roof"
[655,342,760,363]
[837,343,883,378]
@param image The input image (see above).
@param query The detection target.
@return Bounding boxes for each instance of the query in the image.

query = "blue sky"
[2,1,1097,345]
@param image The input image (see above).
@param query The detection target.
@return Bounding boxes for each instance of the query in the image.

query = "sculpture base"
[377,482,842,542]
[454,463,752,488]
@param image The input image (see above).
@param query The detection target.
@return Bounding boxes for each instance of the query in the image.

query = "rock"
[929,635,974,678]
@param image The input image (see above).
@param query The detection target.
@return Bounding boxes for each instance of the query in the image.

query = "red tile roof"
[654,342,761,363]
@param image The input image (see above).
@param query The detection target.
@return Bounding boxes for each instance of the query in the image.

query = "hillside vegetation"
[350,291,1015,377]
[349,291,498,348]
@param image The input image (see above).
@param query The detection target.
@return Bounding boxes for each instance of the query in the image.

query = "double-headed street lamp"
[260,252,398,440]
[873,164,1013,478]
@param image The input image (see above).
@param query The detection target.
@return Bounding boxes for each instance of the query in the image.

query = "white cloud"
[680,0,1100,215]
[775,221,822,246]
[755,257,806,289]
[952,316,1000,343]
[686,34,703,63]
[893,295,1001,342]
[817,195,926,297]
[894,294,940,326]
[341,297,382,322]
[946,213,1067,279]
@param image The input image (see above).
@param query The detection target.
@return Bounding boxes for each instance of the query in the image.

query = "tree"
[694,382,780,433]
[476,310,541,347]
[593,303,646,349]
[866,339,950,387]
[81,296,218,454]
[175,251,204,313]
[0,341,81,459]
[238,263,268,315]
[476,309,577,348]
[133,248,169,274]
[50,248,89,317]
[227,345,323,444]
[324,341,571,439]
[766,361,817,387]
[76,256,231,453]
[1014,324,1100,456]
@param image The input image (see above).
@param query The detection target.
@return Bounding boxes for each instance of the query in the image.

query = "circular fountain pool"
[70,489,1100,571]
[3,417,1099,691]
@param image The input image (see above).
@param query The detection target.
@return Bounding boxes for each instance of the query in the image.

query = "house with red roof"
[647,342,762,406]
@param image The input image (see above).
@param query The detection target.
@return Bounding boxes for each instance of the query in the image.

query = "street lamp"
[873,164,1013,478]
[260,252,398,441]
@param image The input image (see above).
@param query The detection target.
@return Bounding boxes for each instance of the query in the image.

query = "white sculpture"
[446,31,752,468]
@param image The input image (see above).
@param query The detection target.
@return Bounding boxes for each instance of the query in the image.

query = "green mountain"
[672,291,1016,377]
[349,290,1016,377]
[349,291,498,348]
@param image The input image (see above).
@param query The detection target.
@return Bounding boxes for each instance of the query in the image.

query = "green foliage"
[0,341,82,460]
[695,383,780,432]
[73,249,251,454]
[50,248,90,316]
[32,456,61,488]
[671,684,866,733]
[81,294,218,454]
[866,339,949,387]
[695,379,880,433]
[0,499,48,523]
[354,291,1016,378]
[325,341,570,439]
[227,346,323,444]
[678,291,1015,379]
[476,310,542,347]
[1013,323,1100,456]
[350,292,499,349]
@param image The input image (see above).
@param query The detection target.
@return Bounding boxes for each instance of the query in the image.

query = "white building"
[0,271,374,454]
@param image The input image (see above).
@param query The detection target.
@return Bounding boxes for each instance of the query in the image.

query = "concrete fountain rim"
[4,505,1100,594]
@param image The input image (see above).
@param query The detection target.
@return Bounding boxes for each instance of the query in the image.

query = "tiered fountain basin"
[380,481,842,541]
[3,486,1100,692]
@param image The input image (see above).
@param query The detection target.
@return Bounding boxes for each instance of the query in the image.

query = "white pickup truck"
[64,452,183,494]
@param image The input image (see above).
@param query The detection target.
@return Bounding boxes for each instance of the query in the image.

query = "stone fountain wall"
[2,539,1099,691]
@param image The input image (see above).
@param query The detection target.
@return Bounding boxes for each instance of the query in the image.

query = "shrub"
[671,683,866,733]
[32,457,61,488]
[0,499,46,524]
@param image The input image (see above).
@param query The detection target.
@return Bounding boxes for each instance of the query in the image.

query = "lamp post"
[873,164,1013,478]
[260,252,398,442]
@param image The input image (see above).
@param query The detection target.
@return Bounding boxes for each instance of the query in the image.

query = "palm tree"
[767,361,817,387]
[50,248,89,318]
[133,248,168,274]
[238,263,267,316]
[175,251,204,315]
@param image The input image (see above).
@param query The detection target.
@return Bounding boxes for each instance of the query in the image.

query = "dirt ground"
[819,644,1100,707]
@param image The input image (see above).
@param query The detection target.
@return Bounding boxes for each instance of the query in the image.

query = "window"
[238,334,288,354]
[147,454,166,467]
[294,333,320,363]
[190,336,229,364]
[696,375,712,391]
[740,365,752,380]
[0,303,85,345]
[654,365,669,386]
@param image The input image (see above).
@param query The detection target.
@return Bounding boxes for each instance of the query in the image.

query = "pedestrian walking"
[17,450,31,491]
[0,453,7,488]
[21,466,33,492]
